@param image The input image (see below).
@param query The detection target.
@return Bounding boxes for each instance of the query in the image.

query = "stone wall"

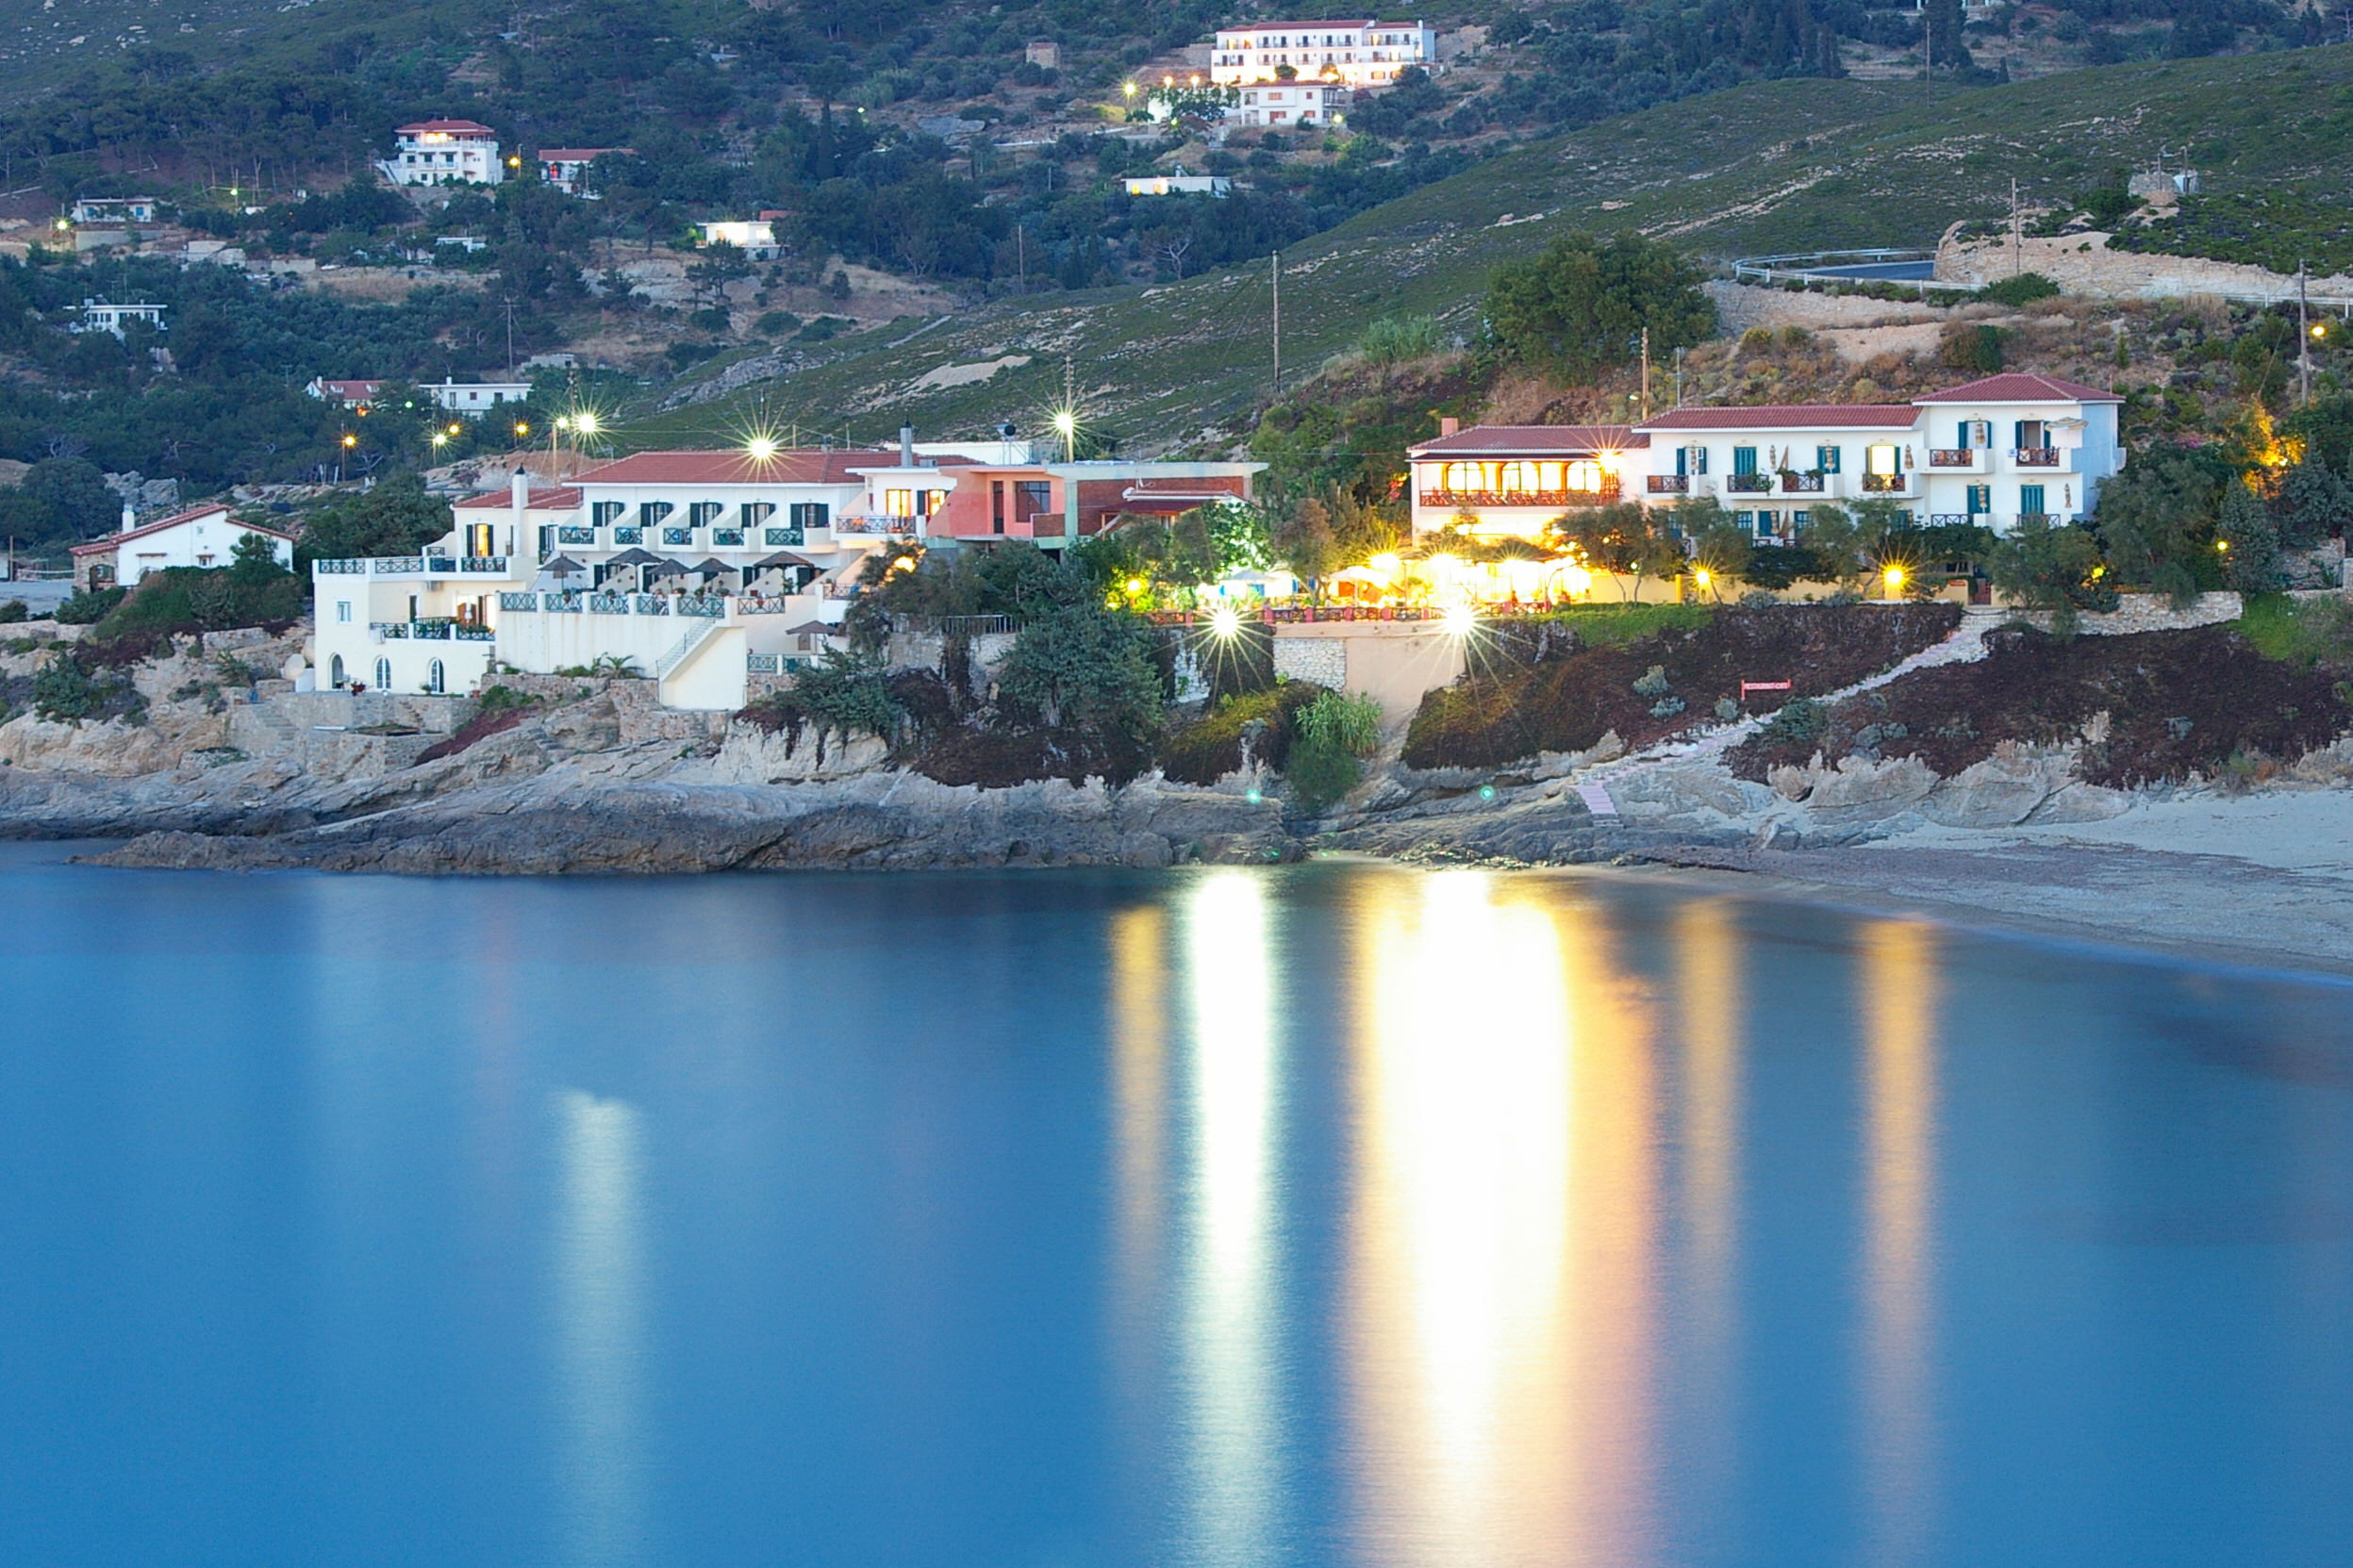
[2004,590,2241,636]
[1271,635,1347,688]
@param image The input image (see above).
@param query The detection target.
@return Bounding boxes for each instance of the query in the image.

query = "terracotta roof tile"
[454,486,583,509]
[1638,404,1919,432]
[1914,372,2123,404]
[571,449,892,487]
[69,504,289,555]
[1408,424,1647,456]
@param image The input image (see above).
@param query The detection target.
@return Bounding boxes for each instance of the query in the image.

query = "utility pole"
[1640,326,1651,420]
[1270,249,1282,397]
[2010,176,2022,278]
[1673,345,1685,408]
[2298,259,2313,406]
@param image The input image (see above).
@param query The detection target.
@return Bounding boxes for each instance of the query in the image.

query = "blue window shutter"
[2020,484,2046,516]
[1732,446,1757,475]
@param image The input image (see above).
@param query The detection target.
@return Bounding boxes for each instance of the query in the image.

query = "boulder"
[2029,782,2133,823]
[1918,744,2065,829]
[1803,754,1938,824]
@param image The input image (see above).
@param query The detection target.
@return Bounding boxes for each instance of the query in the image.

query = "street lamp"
[745,435,779,462]
[1209,605,1242,639]
[1881,564,1906,598]
[1052,408,1078,462]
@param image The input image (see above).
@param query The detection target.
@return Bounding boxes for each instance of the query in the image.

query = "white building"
[1411,373,2125,545]
[1208,19,1435,86]
[69,196,159,225]
[539,147,632,196]
[698,220,779,258]
[74,301,166,338]
[381,120,505,188]
[425,377,534,416]
[306,378,385,406]
[70,503,293,589]
[1124,173,1232,197]
[1230,81,1342,126]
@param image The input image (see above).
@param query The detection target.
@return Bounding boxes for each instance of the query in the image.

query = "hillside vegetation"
[643,44,2353,451]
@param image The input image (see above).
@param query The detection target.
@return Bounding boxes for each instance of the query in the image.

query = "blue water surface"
[1,843,2348,1567]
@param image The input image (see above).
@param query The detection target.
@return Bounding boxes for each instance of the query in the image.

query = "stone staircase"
[654,618,721,681]
[1569,610,2004,814]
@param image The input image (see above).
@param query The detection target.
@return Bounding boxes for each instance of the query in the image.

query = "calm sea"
[1,845,2348,1566]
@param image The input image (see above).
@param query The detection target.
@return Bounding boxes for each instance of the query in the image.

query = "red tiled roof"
[315,378,384,397]
[538,148,631,162]
[571,449,892,487]
[397,120,496,136]
[1226,19,1378,29]
[455,486,583,509]
[1408,424,1647,456]
[69,504,290,555]
[1637,404,1918,432]
[1914,372,2123,404]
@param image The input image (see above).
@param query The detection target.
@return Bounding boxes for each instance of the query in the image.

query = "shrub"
[1162,682,1319,784]
[1360,312,1441,368]
[1284,689,1384,814]
[996,603,1163,742]
[474,683,540,715]
[0,600,25,624]
[54,586,126,625]
[789,647,902,745]
[1979,272,2062,306]
[1938,322,2004,373]
[1758,696,1827,747]
[31,653,92,720]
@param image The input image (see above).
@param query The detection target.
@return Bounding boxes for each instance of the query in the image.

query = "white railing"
[655,617,721,679]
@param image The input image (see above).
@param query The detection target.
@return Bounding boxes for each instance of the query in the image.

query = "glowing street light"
[571,409,602,437]
[1124,576,1146,596]
[1209,605,1243,639]
[1052,407,1078,462]
[1123,81,1138,99]
[341,432,358,450]
[1881,564,1906,597]
[513,419,530,438]
[1440,603,1476,636]
[1692,566,1713,592]
[745,435,779,462]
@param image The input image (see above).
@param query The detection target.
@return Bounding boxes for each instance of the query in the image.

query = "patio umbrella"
[691,557,735,580]
[540,554,586,576]
[752,551,817,570]
[643,559,692,581]
[605,547,663,568]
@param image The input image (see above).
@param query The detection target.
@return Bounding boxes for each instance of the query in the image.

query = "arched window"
[373,657,391,690]
[1497,462,1537,495]
[1443,462,1480,493]
[427,659,445,695]
[329,654,345,689]
[1566,459,1604,492]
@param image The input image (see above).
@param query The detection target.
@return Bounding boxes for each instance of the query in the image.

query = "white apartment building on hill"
[381,121,505,188]
[1409,373,2125,543]
[1208,19,1435,86]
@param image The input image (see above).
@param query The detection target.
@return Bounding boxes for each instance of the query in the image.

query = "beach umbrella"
[753,551,817,570]
[644,559,692,581]
[605,547,663,568]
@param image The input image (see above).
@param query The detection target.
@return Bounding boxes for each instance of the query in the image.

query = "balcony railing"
[455,624,494,641]
[1724,473,1773,494]
[633,594,670,615]
[315,559,365,575]
[1417,481,1620,508]
[660,527,691,547]
[2013,447,2060,467]
[1779,471,1825,493]
[1928,449,1978,468]
[556,525,596,545]
[711,528,745,547]
[1861,472,1908,492]
[763,526,807,547]
[836,514,920,536]
[678,595,725,618]
[613,526,643,545]
[1647,474,1690,495]
[588,592,629,614]
[499,591,539,611]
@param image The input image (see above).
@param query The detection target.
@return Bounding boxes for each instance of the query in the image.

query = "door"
[2019,484,2046,520]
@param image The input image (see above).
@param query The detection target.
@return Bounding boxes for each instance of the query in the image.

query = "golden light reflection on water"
[1346,869,1662,1568]
[555,1089,646,1568]
[1672,896,1745,1513]
[1108,904,1170,1494]
[1856,919,1941,1568]
[1177,871,1285,1564]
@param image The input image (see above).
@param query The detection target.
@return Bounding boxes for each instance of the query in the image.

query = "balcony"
[2013,447,2061,468]
[1647,474,1690,495]
[763,526,807,547]
[1861,472,1908,493]
[1724,472,1773,494]
[1928,449,1979,469]
[1417,480,1620,508]
[837,514,921,536]
[1779,471,1825,493]
[613,526,643,545]
[316,555,509,579]
[556,525,596,545]
[660,527,692,547]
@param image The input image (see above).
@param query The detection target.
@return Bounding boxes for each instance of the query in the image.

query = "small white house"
[698,220,779,258]
[74,301,166,338]
[69,503,293,589]
[381,120,505,188]
[1124,174,1232,198]
[69,196,159,225]
[425,377,534,415]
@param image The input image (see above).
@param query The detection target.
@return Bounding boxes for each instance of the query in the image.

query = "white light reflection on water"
[1176,870,1285,1566]
[1347,869,1661,1568]
[554,1089,646,1568]
[1856,919,1941,1568]
[1672,896,1746,1523]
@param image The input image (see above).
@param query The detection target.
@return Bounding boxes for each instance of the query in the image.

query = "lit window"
[1566,460,1603,492]
[1865,444,1901,475]
[884,488,917,518]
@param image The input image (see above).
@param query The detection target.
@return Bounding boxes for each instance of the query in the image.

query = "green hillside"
[635,44,2353,452]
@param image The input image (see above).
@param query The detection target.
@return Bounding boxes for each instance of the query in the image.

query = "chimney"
[899,423,916,467]
[510,466,529,548]
[120,499,137,534]
[1438,416,1460,437]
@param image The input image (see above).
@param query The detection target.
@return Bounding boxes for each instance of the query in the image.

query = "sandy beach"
[1665,790,2353,980]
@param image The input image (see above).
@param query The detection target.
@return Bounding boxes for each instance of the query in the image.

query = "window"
[638,501,673,528]
[1565,459,1603,492]
[742,503,775,527]
[592,502,626,527]
[1734,510,1755,532]
[1016,480,1052,520]
[1497,461,1537,494]
[1965,485,1991,516]
[373,657,391,689]
[427,659,445,695]
[1732,446,1758,476]
[2013,420,2046,450]
[688,502,724,528]
[1442,461,1481,492]
[788,503,829,531]
[1791,509,1811,531]
[1960,420,1991,448]
[2019,484,2046,518]
[330,655,345,687]
[1676,446,1707,476]
[1865,444,1901,475]
[1816,445,1841,473]
[336,601,352,623]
